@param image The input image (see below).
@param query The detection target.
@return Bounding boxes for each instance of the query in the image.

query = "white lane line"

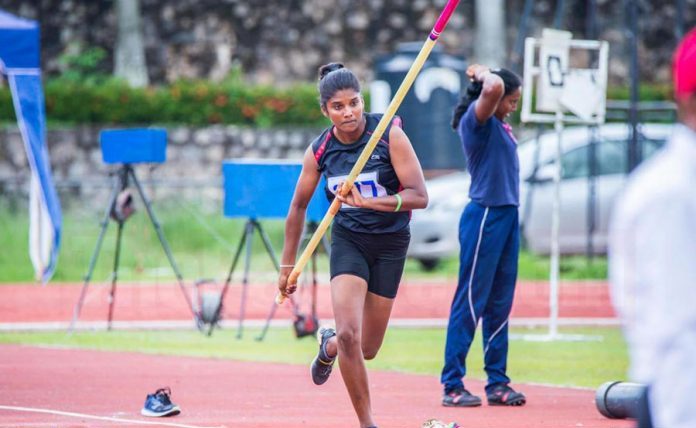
[0,405,224,428]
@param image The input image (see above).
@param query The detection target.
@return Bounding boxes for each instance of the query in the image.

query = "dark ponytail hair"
[451,68,522,129]
[451,80,484,129]
[318,62,361,107]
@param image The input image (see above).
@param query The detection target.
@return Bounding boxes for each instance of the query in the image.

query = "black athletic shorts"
[329,222,410,299]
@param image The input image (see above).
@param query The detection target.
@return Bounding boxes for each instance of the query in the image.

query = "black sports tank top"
[310,113,410,233]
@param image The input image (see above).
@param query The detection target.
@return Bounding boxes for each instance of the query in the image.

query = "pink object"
[430,0,460,40]
[502,122,518,144]
[673,28,696,99]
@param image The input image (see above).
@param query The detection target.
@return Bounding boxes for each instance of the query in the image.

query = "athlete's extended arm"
[278,146,320,295]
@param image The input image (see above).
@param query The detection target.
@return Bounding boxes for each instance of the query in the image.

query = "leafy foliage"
[1,73,328,127]
[56,46,110,85]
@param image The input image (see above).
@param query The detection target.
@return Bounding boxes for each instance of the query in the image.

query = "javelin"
[277,0,461,304]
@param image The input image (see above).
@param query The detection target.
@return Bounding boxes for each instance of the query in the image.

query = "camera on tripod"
[101,129,167,224]
[215,160,330,340]
[70,128,200,331]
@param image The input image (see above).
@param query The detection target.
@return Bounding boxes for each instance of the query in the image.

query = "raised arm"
[468,64,505,124]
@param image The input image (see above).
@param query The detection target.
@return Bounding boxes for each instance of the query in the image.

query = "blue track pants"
[440,201,519,393]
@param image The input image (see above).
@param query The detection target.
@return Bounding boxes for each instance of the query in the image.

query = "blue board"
[101,128,167,164]
[223,159,329,222]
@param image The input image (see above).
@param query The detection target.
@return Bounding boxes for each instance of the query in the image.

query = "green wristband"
[394,193,402,212]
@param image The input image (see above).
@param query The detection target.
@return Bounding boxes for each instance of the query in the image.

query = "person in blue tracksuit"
[441,63,526,408]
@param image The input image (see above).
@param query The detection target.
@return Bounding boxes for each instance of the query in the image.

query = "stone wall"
[0,124,322,208]
[0,0,693,85]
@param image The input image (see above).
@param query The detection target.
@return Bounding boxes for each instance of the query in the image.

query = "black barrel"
[372,42,467,172]
[595,381,645,419]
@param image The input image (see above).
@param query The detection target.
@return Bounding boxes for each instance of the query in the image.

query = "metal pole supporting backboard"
[520,29,608,341]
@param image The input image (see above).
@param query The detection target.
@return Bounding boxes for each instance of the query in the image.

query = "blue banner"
[2,9,62,282]
[8,72,62,282]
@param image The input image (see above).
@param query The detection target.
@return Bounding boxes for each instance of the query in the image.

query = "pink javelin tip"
[430,0,460,40]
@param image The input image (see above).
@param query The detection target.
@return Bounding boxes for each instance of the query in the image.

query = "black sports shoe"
[486,384,526,406]
[442,387,482,407]
[141,387,181,417]
[310,326,336,385]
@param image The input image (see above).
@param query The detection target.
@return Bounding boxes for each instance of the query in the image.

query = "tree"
[474,0,506,68]
[114,0,149,87]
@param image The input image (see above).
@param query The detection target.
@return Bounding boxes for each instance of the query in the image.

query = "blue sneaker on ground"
[310,326,336,385]
[141,387,181,417]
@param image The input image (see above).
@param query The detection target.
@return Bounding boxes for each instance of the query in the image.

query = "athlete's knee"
[362,346,379,360]
[336,328,361,353]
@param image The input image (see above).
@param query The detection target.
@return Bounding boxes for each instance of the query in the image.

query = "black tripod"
[256,221,330,342]
[205,218,282,338]
[69,164,198,331]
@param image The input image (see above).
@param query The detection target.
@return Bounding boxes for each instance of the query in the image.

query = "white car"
[408,171,470,270]
[407,123,674,268]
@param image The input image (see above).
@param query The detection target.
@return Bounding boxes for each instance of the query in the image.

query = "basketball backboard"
[521,28,609,125]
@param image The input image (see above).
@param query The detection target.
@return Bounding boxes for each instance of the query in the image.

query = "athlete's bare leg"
[330,273,374,428]
[323,291,394,359]
[361,292,395,359]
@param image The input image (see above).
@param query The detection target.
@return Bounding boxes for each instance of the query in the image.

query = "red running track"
[0,344,631,428]
[0,280,616,324]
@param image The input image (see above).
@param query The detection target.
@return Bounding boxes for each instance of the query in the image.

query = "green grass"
[1,202,607,283]
[0,326,627,389]
[404,251,607,281]
[0,201,299,282]
[517,250,608,280]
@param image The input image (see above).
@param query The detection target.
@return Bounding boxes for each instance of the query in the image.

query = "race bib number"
[327,171,387,209]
